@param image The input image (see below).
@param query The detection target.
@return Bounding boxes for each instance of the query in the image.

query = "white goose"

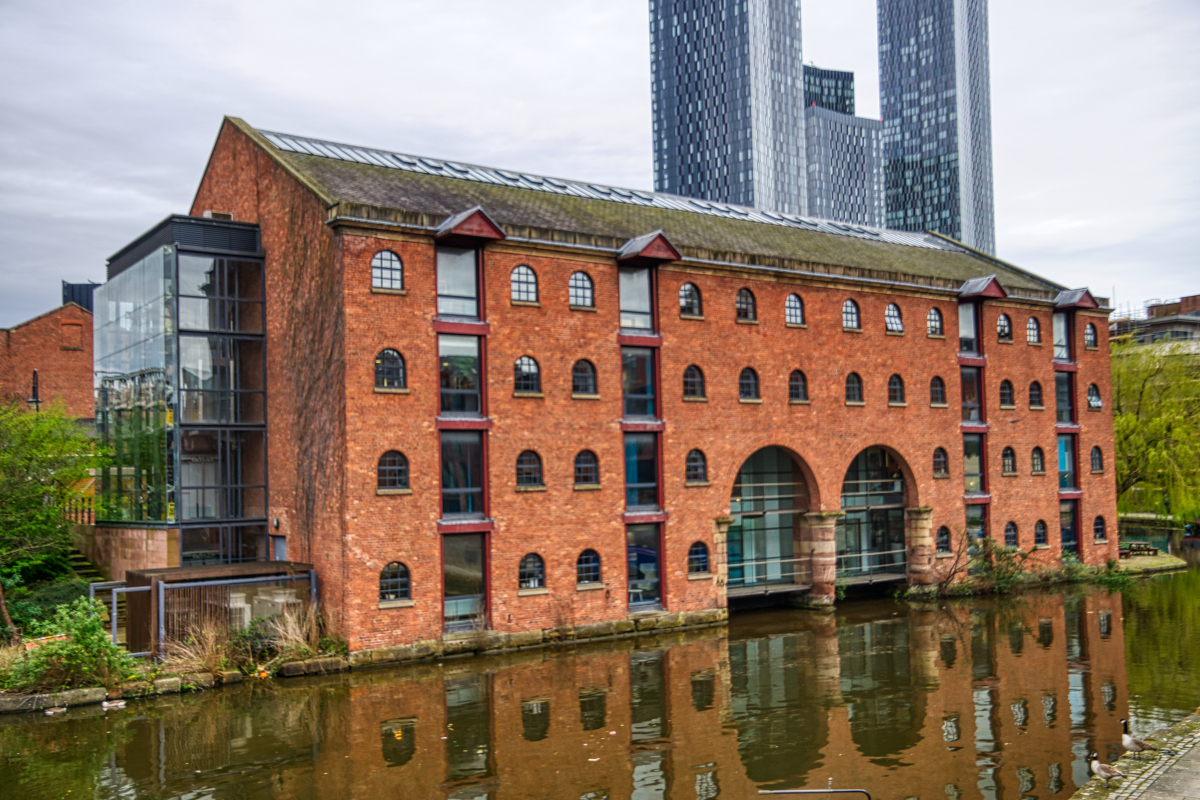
[1121,718,1159,759]
[1090,752,1126,787]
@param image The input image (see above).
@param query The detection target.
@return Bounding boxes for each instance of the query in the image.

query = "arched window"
[842,299,861,329]
[927,307,944,336]
[1029,381,1044,407]
[888,374,905,404]
[736,288,756,321]
[1026,317,1041,343]
[516,450,543,486]
[572,359,597,395]
[846,372,863,403]
[375,349,406,389]
[789,370,808,402]
[885,303,904,332]
[933,447,949,476]
[518,553,545,589]
[1085,323,1098,348]
[380,561,410,601]
[1087,384,1103,409]
[377,451,409,490]
[574,450,599,485]
[785,293,805,325]
[514,356,540,393]
[1091,446,1103,472]
[930,376,946,405]
[679,283,702,316]
[371,251,403,290]
[511,265,538,303]
[569,271,594,307]
[576,549,601,584]
[739,368,759,400]
[1093,516,1107,542]
[1002,447,1016,474]
[1004,521,1018,548]
[997,314,1013,341]
[688,542,710,573]
[1031,446,1046,474]
[999,379,1014,407]
[936,526,951,553]
[686,449,708,482]
[1035,520,1048,545]
[683,365,705,398]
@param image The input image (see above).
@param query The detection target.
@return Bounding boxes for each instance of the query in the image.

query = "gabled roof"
[222,118,1070,300]
[1055,288,1099,309]
[617,230,681,266]
[958,275,1008,299]
[435,205,506,244]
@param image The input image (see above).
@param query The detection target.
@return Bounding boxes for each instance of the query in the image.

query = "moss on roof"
[248,123,1060,297]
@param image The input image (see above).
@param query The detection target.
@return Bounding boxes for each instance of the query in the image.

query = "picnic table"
[1118,541,1159,558]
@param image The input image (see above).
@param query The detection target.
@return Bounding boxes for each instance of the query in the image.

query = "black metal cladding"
[62,280,100,312]
[107,215,262,279]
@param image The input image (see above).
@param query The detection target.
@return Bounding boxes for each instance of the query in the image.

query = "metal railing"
[835,548,907,579]
[727,554,807,589]
[89,580,151,658]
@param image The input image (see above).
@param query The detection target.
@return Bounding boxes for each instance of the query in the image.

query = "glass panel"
[619,267,653,329]
[1055,372,1073,423]
[439,335,480,415]
[622,347,655,418]
[444,675,491,779]
[963,435,983,494]
[960,367,981,421]
[629,651,666,742]
[436,247,478,318]
[1060,500,1078,555]
[1057,435,1075,490]
[441,431,484,517]
[958,303,977,353]
[624,433,658,509]
[443,535,486,633]
[835,447,907,578]
[1053,312,1070,360]
[966,505,987,539]
[627,524,660,606]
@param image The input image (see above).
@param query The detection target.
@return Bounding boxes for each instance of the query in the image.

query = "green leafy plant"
[974,538,1035,594]
[1,597,139,692]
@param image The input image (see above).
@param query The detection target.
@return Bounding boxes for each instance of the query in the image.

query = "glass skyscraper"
[650,0,807,215]
[803,64,855,115]
[878,0,995,253]
[805,106,884,227]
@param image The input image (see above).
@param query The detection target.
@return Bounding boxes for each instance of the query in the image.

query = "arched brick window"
[885,303,904,332]
[999,379,1014,407]
[1002,447,1016,474]
[679,283,702,316]
[572,359,597,395]
[736,288,756,321]
[1029,381,1044,407]
[380,561,410,601]
[888,374,905,404]
[518,553,545,589]
[569,271,594,307]
[1004,522,1018,548]
[936,526,951,553]
[511,265,538,303]
[686,449,708,482]
[576,549,601,584]
[514,356,541,393]
[371,251,403,290]
[683,365,705,398]
[785,294,805,325]
[1031,446,1046,474]
[789,370,808,402]
[375,349,406,389]
[997,314,1012,341]
[842,299,861,329]
[739,368,759,400]
[927,307,943,336]
[845,372,863,403]
[377,451,409,490]
[933,447,949,476]
[688,542,710,573]
[1026,317,1041,344]
[574,450,599,485]
[516,450,543,486]
[930,376,946,405]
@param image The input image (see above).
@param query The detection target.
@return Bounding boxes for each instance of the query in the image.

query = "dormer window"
[436,247,478,318]
[619,267,653,330]
[1053,312,1071,360]
[958,303,978,353]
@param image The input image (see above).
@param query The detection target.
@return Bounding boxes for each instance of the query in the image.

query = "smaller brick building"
[1,302,94,422]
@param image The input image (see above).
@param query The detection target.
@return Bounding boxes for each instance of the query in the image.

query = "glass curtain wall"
[837,447,907,578]
[626,524,661,608]
[444,534,486,633]
[728,448,806,589]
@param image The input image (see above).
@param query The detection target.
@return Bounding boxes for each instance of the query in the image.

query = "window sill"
[789,399,811,405]
[378,599,414,609]
[679,314,705,321]
[843,327,863,334]
[517,587,549,597]
[933,474,950,480]
[515,485,546,493]
[1002,472,1018,477]
[845,400,866,407]
[375,387,410,395]
[513,391,544,399]
[999,404,1016,410]
[1085,346,1099,351]
[569,304,597,312]
[1091,470,1104,475]
[998,339,1013,345]
[1034,543,1050,550]
[511,300,541,308]
[927,334,946,340]
[371,287,407,296]
[935,552,955,559]
[785,322,807,329]
[576,582,605,592]
[886,330,905,337]
[574,483,602,491]
[1028,341,1043,347]
[61,346,84,351]
[930,403,949,408]
[685,480,710,488]
[888,402,908,408]
[739,398,762,404]
[688,572,714,581]
[1095,538,1109,544]
[1031,471,1046,476]
[1030,406,1045,411]
[735,319,759,325]
[1087,407,1103,412]
[682,396,708,402]
[376,488,413,496]
[571,393,600,400]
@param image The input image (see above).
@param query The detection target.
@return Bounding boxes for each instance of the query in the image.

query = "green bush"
[1,598,139,692]
[5,578,88,631]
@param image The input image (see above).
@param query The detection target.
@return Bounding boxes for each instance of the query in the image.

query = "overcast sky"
[1,0,1196,327]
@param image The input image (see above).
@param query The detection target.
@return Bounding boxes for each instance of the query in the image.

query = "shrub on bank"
[1,598,140,692]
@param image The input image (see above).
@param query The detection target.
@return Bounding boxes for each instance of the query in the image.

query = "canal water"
[3,566,1199,800]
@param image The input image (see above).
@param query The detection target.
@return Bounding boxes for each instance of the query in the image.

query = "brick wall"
[0,303,94,419]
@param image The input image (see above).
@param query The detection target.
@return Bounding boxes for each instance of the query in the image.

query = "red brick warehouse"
[94,117,1117,656]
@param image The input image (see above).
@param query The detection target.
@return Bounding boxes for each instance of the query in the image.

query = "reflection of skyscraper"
[649,0,807,214]
[878,0,995,253]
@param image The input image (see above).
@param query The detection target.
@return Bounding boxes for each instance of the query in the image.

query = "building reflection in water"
[1,590,1134,800]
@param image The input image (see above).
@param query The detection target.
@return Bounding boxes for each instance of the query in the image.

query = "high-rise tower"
[878,0,995,253]
[650,0,807,215]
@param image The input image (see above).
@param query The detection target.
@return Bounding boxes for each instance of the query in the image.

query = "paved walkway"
[1077,711,1200,800]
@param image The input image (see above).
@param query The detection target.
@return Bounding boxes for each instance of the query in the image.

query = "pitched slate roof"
[227,118,1066,299]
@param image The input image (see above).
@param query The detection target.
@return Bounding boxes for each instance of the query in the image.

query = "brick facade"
[187,119,1118,654]
[0,302,94,420]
